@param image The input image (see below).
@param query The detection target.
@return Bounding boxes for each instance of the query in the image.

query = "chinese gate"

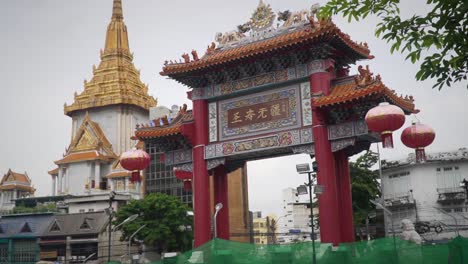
[135,2,417,247]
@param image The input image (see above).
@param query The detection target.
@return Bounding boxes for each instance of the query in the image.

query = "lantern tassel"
[130,171,141,183]
[381,132,394,148]
[416,148,426,163]
[183,180,192,192]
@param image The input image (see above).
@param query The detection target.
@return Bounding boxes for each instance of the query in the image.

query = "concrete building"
[40,212,109,263]
[277,188,316,243]
[47,0,156,198]
[381,148,468,240]
[0,169,35,212]
[251,212,273,245]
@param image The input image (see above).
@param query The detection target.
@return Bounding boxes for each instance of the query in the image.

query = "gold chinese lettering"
[245,109,255,120]
[270,104,281,117]
[231,112,242,124]
[257,108,268,119]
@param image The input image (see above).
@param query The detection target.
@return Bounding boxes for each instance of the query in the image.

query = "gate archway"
[134,2,417,247]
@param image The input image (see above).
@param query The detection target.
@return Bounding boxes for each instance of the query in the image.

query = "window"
[437,165,462,189]
[455,166,459,170]
[20,223,32,233]
[50,220,61,232]
[88,209,94,212]
[79,218,92,230]
[436,168,441,172]
[454,208,463,213]
[79,209,85,213]
[145,143,192,206]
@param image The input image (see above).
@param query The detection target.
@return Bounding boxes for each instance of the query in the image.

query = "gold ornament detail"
[250,0,275,30]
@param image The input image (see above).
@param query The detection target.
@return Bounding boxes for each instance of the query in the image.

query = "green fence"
[154,236,468,264]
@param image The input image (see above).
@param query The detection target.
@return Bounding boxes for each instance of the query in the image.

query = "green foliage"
[320,0,468,89]
[12,203,57,214]
[114,193,193,253]
[350,150,381,225]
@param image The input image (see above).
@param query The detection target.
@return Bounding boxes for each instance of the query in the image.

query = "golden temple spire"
[64,0,157,116]
[112,0,124,20]
[104,0,130,57]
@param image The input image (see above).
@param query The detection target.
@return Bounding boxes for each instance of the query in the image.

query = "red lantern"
[120,149,150,183]
[173,168,193,192]
[365,102,405,148]
[401,122,435,163]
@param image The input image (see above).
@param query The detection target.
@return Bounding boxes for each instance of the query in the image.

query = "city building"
[48,0,156,198]
[39,211,108,263]
[277,188,316,243]
[0,213,54,263]
[380,148,468,240]
[251,212,277,245]
[0,169,35,212]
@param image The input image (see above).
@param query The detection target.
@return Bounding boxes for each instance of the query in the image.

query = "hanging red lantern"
[365,102,405,148]
[183,180,192,191]
[120,149,150,183]
[401,122,435,163]
[173,168,193,192]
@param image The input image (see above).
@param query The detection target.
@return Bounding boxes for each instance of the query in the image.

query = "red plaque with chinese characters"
[227,99,289,128]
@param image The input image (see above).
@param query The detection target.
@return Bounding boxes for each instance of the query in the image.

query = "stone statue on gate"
[400,219,422,244]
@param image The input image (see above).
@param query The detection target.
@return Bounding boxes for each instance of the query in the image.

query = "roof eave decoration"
[66,113,117,156]
[160,2,372,77]
[54,150,115,165]
[134,104,195,143]
[313,65,418,114]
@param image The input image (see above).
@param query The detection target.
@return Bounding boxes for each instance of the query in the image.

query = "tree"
[114,193,193,253]
[320,0,467,89]
[350,150,381,225]
[13,203,57,214]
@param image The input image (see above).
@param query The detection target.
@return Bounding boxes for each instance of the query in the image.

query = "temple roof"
[313,66,417,113]
[134,104,194,139]
[0,169,34,193]
[54,114,117,165]
[1,169,31,185]
[64,0,156,116]
[55,151,114,165]
[106,160,130,179]
[161,2,371,79]
[68,113,116,155]
[48,168,59,176]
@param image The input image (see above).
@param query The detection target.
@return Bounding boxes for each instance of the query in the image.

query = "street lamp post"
[128,224,147,259]
[274,214,291,244]
[296,162,320,264]
[213,203,223,239]
[107,191,116,262]
[370,200,397,255]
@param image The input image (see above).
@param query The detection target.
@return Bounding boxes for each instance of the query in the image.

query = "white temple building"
[380,148,468,240]
[48,0,156,199]
[0,169,35,211]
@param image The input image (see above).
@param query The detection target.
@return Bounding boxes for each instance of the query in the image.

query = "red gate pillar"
[309,62,341,245]
[192,97,211,247]
[213,166,230,240]
[335,150,355,242]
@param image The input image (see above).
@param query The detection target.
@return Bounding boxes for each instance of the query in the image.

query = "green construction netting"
[153,236,468,264]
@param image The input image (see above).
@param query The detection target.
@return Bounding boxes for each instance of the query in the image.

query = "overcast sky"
[1,0,466,217]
